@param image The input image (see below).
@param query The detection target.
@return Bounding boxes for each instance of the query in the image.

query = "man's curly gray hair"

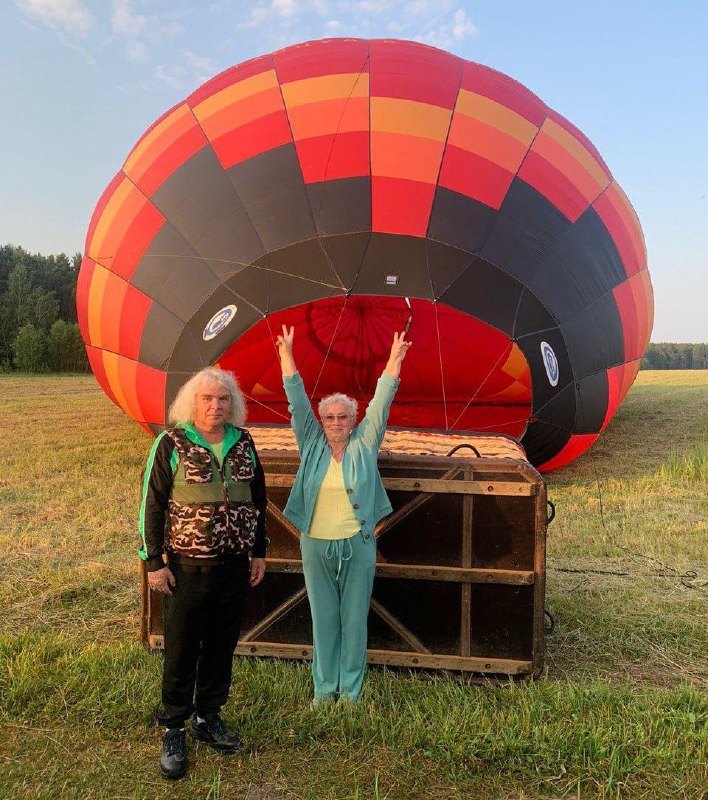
[318,392,358,421]
[168,367,247,427]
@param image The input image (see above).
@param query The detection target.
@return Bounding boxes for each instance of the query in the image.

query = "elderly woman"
[139,367,268,780]
[276,325,411,704]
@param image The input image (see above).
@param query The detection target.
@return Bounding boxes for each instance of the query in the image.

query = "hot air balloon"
[77,38,653,470]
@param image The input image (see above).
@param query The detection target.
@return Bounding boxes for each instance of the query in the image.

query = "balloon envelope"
[77,38,653,470]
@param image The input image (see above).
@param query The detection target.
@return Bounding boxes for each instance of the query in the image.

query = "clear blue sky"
[1,1,706,342]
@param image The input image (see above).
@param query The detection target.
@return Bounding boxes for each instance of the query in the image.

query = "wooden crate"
[142,433,548,678]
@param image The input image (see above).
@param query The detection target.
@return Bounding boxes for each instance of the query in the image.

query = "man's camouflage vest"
[165,427,259,559]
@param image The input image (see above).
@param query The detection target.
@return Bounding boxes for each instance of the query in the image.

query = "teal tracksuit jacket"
[282,371,400,536]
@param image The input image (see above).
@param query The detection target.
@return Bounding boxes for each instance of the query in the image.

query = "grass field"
[0,371,706,799]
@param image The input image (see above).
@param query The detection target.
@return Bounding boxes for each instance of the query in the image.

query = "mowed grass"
[0,372,706,799]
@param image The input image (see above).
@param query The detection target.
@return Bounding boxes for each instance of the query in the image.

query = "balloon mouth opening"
[217,295,532,438]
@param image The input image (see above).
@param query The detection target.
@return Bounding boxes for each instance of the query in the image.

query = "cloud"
[110,0,184,63]
[182,49,218,83]
[239,0,330,30]
[233,1,479,54]
[242,5,269,29]
[407,0,454,15]
[111,0,146,37]
[356,0,386,14]
[155,50,218,92]
[15,0,93,36]
[416,7,479,48]
[183,50,217,74]
[451,8,478,40]
[125,39,147,62]
[272,0,298,16]
[155,63,187,90]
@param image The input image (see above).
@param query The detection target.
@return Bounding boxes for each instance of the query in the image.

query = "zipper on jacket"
[218,458,230,515]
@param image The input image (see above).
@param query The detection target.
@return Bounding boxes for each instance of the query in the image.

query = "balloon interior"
[77,38,653,471]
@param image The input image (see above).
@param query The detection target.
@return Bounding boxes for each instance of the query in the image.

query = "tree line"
[0,244,88,373]
[0,243,705,373]
[641,342,707,370]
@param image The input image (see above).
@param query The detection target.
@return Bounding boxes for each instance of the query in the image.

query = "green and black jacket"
[139,423,267,571]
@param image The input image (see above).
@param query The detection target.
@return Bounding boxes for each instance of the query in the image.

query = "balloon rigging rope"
[108,252,343,289]
[430,305,448,430]
[313,58,370,228]
[311,296,351,398]
[243,392,291,423]
[448,340,516,430]
[424,239,450,430]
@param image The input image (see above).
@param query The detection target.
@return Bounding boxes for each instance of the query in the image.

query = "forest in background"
[0,244,705,373]
[0,244,87,373]
[643,341,707,369]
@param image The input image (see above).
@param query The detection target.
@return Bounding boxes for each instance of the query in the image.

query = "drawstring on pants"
[325,538,353,580]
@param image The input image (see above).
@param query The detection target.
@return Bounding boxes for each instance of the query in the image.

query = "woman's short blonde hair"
[318,392,358,421]
[168,367,247,427]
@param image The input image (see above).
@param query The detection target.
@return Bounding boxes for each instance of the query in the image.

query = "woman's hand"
[384,330,412,378]
[276,325,297,376]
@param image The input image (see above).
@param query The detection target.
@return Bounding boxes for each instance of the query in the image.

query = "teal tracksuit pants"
[300,530,376,701]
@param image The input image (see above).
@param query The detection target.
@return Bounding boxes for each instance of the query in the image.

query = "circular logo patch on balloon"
[541,341,559,387]
[203,305,237,341]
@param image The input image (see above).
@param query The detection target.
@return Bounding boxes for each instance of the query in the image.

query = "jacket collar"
[177,422,242,452]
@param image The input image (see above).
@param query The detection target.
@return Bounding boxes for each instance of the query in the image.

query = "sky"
[0,0,706,342]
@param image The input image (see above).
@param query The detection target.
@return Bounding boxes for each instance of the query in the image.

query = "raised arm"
[276,324,321,448]
[357,330,412,449]
[276,324,297,377]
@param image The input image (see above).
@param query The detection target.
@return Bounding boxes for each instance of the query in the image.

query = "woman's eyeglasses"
[322,414,350,423]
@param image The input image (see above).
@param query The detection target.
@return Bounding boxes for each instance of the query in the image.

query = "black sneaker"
[191,714,242,754]
[160,727,187,780]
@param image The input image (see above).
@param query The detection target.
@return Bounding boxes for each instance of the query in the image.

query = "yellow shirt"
[307,457,361,540]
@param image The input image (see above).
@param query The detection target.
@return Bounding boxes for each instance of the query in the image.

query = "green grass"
[0,371,706,799]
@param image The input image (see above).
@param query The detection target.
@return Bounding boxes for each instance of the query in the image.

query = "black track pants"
[157,557,249,728]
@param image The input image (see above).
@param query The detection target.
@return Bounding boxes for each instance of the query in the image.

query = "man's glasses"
[322,414,350,423]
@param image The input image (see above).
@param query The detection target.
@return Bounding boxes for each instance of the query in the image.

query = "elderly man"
[139,367,268,780]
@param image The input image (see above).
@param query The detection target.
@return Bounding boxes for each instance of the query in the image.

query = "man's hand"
[147,566,176,596]
[249,557,266,587]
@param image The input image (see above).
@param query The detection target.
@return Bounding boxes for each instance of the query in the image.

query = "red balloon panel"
[218,296,531,436]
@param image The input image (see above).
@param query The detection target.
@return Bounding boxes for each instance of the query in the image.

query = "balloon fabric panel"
[122,103,208,196]
[603,360,641,432]
[593,183,647,277]
[537,433,599,472]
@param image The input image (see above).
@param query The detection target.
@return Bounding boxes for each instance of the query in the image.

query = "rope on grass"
[544,608,555,634]
[554,433,707,592]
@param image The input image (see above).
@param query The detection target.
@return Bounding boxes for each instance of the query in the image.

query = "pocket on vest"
[167,502,215,556]
[215,502,258,553]
[226,443,255,482]
[182,451,213,484]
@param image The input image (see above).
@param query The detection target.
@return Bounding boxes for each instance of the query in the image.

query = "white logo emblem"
[203,305,237,341]
[540,341,559,387]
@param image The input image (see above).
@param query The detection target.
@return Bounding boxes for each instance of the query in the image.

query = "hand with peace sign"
[384,330,413,378]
